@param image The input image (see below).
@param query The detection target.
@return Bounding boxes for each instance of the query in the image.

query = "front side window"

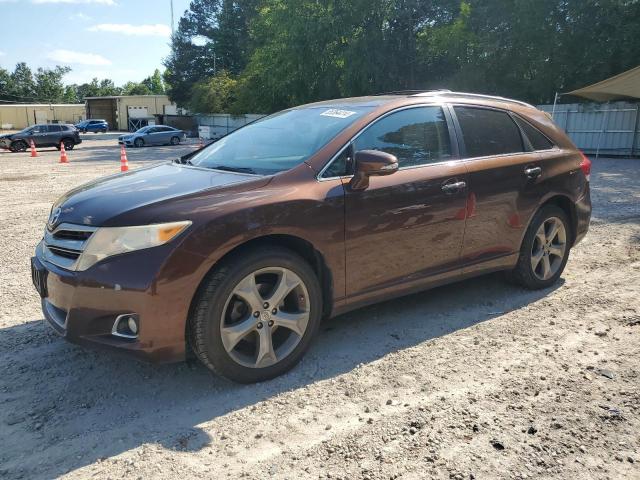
[190,106,374,175]
[47,125,62,132]
[353,106,452,168]
[454,106,524,157]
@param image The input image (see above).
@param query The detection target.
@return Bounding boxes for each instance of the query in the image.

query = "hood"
[51,162,268,227]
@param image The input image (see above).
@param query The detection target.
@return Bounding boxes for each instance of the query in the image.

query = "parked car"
[118,125,186,147]
[75,119,108,133]
[0,124,81,152]
[31,91,591,383]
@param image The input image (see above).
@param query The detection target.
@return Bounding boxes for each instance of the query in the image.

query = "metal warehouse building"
[85,95,177,132]
[0,104,85,130]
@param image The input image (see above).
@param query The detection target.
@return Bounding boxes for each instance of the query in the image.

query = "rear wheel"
[508,205,571,289]
[10,140,28,152]
[189,247,322,383]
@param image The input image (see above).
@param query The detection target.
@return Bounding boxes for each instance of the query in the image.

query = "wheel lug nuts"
[271,308,277,314]
[268,320,274,327]
[263,302,269,309]
[256,322,263,329]
[253,311,260,318]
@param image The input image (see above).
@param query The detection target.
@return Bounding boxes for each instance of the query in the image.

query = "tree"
[121,81,152,95]
[10,63,37,101]
[141,69,165,94]
[163,0,259,106]
[189,70,238,113]
[34,66,71,102]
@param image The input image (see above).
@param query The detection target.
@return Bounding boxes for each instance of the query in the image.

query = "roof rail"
[372,89,452,96]
[411,91,534,108]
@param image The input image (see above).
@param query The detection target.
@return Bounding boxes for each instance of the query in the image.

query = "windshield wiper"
[209,165,257,174]
[173,157,193,165]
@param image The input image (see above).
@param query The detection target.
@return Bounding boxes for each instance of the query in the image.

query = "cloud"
[70,12,92,21]
[46,49,111,66]
[87,23,171,37]
[32,0,116,4]
[0,51,5,57]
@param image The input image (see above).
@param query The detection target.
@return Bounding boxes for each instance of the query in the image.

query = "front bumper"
[32,241,194,363]
[118,138,135,146]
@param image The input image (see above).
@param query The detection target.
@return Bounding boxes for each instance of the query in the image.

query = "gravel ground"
[0,142,638,480]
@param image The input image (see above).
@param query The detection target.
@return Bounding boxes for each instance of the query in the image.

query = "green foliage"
[0,62,170,103]
[189,70,238,113]
[163,0,640,113]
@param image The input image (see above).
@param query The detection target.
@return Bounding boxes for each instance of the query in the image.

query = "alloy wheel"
[220,267,310,369]
[530,216,567,281]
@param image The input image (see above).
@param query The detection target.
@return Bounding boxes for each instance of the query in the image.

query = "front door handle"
[441,181,467,194]
[524,166,542,179]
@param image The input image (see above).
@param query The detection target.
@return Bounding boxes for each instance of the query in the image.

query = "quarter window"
[454,106,524,157]
[353,106,452,168]
[513,116,554,151]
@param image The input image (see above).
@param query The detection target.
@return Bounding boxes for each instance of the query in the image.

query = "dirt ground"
[0,139,638,480]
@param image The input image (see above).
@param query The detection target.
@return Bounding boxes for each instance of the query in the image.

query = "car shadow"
[0,272,562,479]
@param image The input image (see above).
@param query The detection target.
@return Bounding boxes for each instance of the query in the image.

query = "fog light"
[112,313,139,339]
[127,317,138,334]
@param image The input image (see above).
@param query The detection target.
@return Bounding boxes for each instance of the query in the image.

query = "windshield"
[136,126,153,134]
[189,106,374,175]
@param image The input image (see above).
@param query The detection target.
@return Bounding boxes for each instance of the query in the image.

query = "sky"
[0,0,192,86]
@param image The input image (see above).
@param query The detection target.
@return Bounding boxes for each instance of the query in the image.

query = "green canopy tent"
[552,65,640,158]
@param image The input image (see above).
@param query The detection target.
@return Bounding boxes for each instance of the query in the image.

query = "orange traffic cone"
[59,142,69,163]
[30,139,38,157]
[120,144,129,172]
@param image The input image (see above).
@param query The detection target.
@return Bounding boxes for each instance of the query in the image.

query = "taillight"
[579,151,591,182]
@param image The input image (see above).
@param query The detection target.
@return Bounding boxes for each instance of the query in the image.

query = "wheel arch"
[523,194,577,248]
[185,233,334,342]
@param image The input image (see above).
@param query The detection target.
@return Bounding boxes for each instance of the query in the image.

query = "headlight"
[75,221,191,271]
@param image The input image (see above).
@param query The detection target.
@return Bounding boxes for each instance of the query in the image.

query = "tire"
[188,246,322,383]
[62,139,75,150]
[170,136,180,146]
[507,205,571,289]
[134,138,144,148]
[101,129,107,134]
[81,129,87,134]
[10,140,28,152]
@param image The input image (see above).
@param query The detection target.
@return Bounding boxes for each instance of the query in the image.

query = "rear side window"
[353,106,452,168]
[513,116,554,151]
[454,106,524,157]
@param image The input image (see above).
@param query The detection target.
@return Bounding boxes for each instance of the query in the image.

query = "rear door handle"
[441,181,466,194]
[524,166,542,179]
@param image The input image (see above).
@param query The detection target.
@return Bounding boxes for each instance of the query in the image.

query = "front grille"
[43,223,97,270]
[53,229,93,242]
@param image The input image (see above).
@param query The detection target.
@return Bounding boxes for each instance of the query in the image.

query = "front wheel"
[134,138,144,148]
[170,136,180,145]
[10,140,28,152]
[63,139,75,150]
[507,205,571,289]
[189,247,322,383]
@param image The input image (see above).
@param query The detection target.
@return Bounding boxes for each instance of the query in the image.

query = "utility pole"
[170,0,175,35]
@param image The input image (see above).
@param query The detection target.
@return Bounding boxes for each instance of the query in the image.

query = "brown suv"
[31,91,591,382]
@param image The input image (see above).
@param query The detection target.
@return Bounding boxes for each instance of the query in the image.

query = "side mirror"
[349,150,399,191]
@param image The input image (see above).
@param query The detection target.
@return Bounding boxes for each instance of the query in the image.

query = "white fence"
[196,113,265,140]
[538,101,640,156]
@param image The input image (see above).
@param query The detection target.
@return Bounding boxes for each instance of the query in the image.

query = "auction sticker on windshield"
[320,109,357,119]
